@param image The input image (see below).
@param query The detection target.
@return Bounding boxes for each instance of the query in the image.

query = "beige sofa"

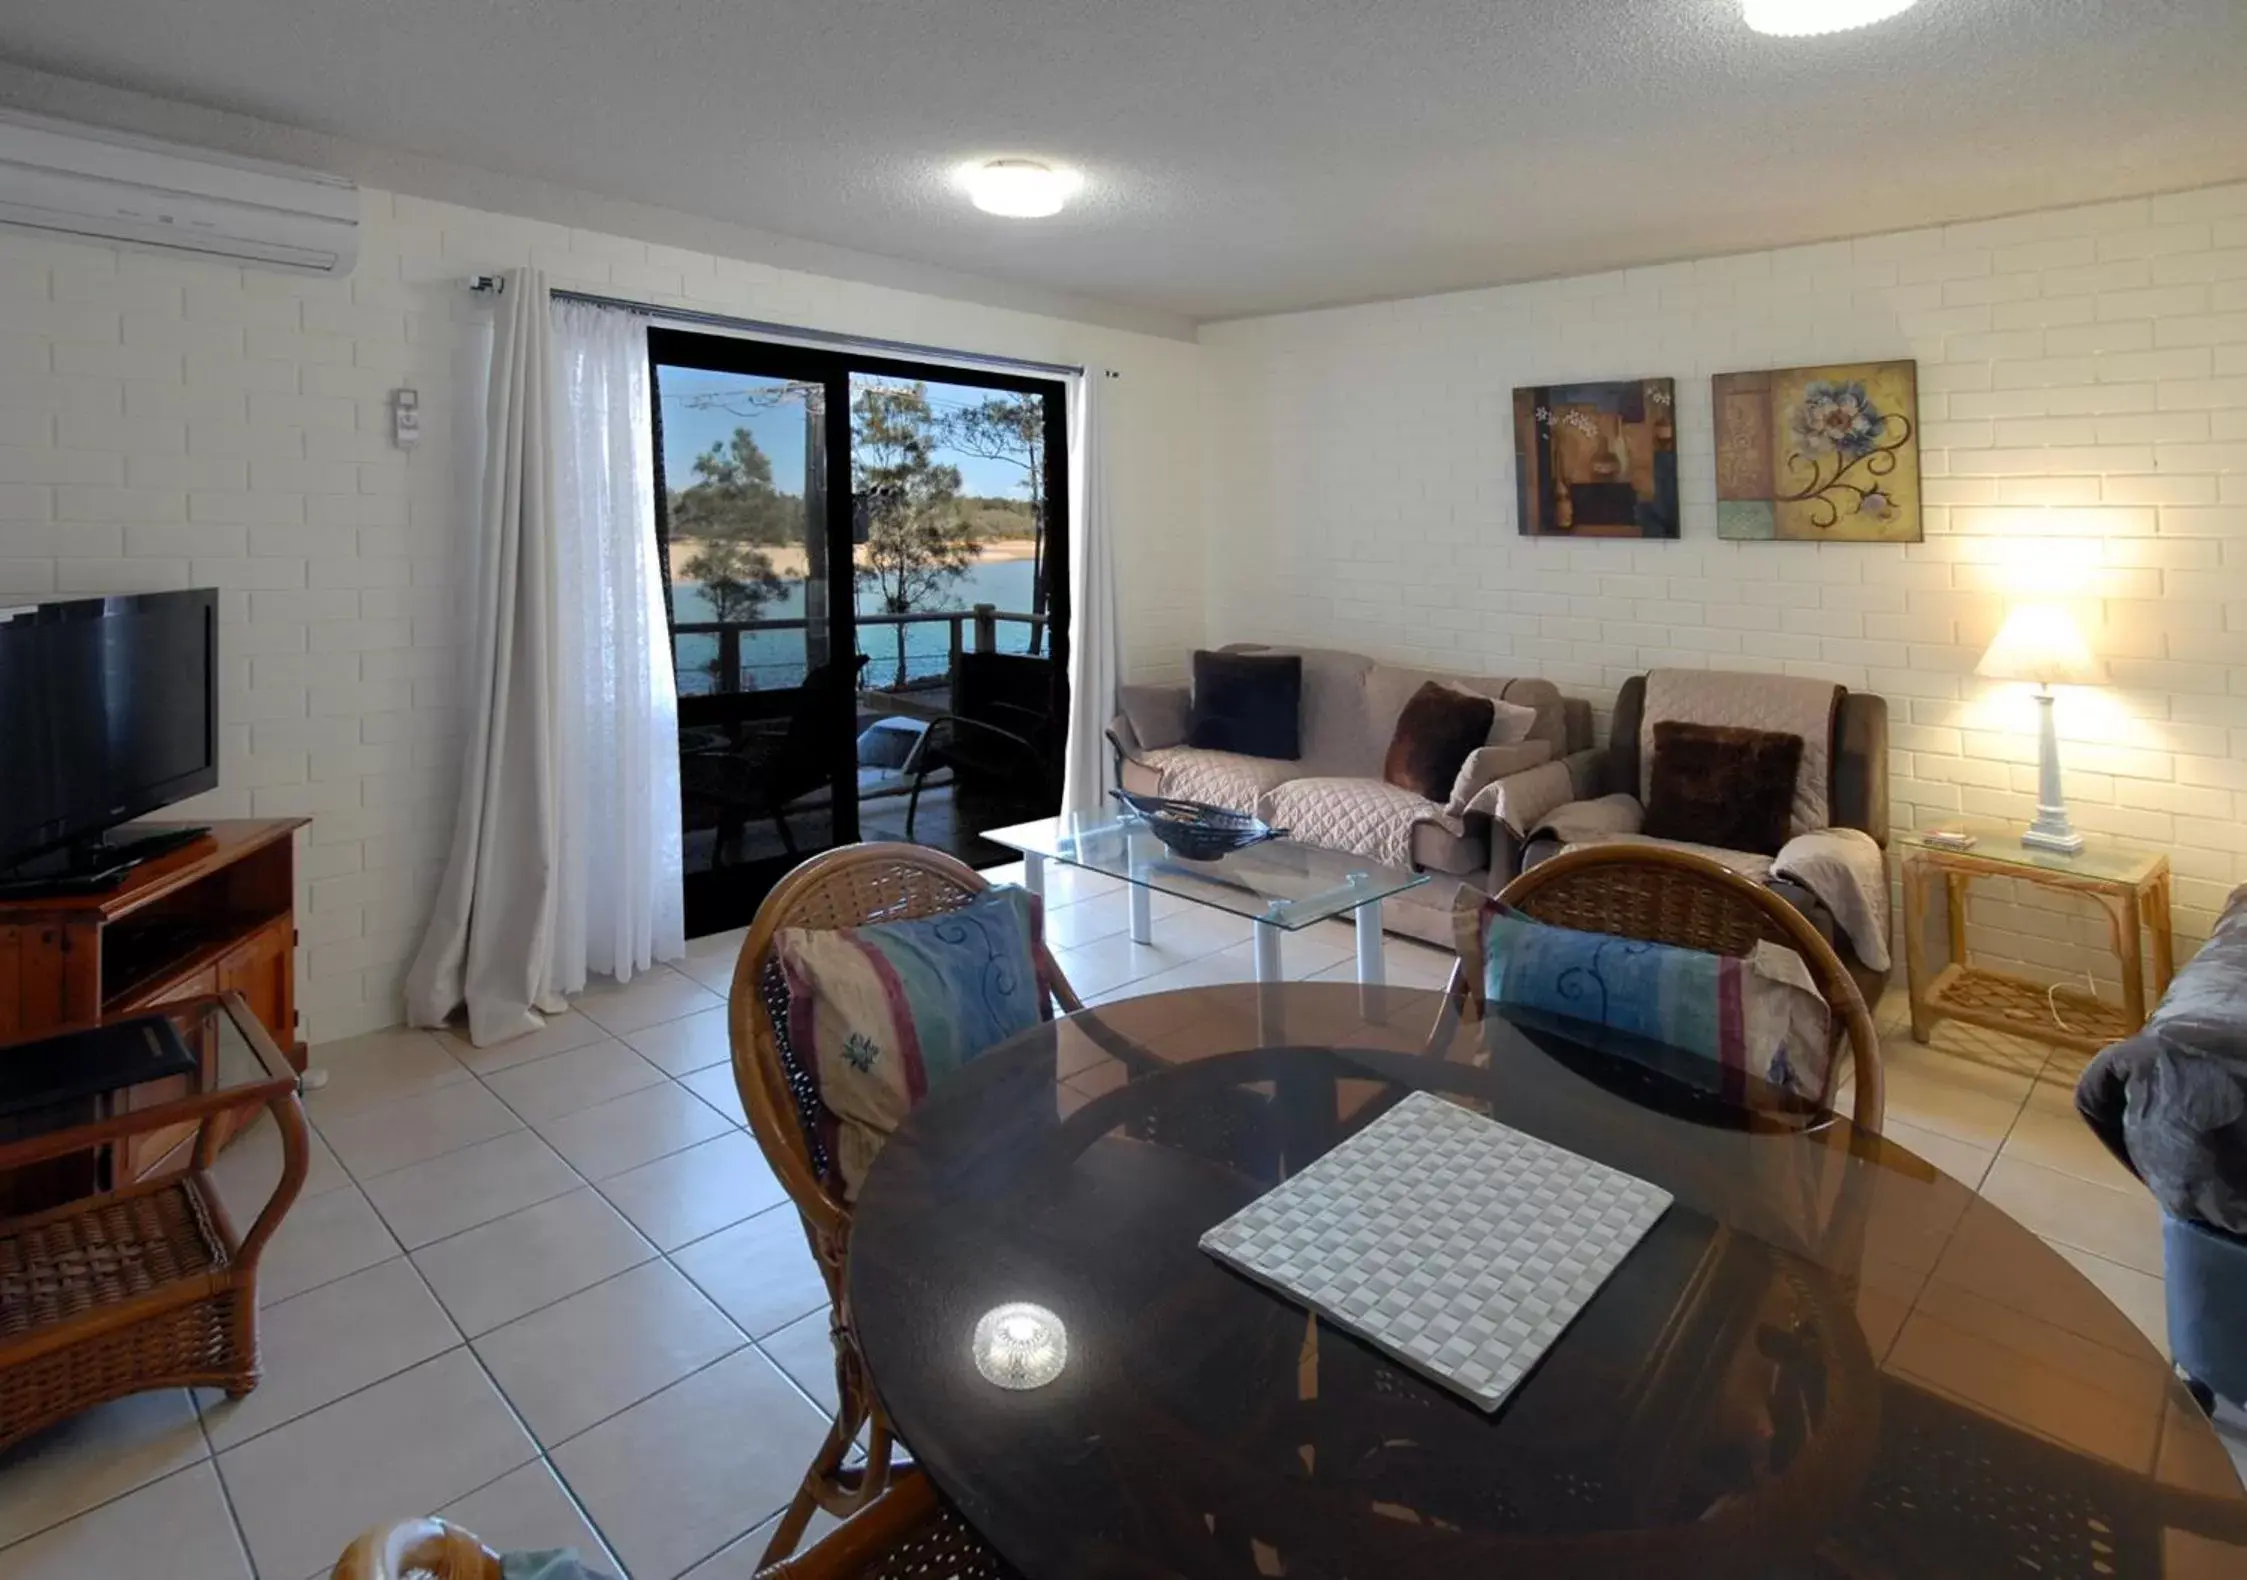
[1107,646,1594,946]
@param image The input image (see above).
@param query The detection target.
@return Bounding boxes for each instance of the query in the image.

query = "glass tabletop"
[847,983,2247,1580]
[982,813,1430,931]
[1899,822,2167,885]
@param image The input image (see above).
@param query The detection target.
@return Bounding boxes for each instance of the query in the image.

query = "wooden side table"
[1900,828,2173,1055]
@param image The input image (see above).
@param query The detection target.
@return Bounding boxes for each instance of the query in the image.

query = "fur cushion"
[1383,682,1496,800]
[1643,721,1804,857]
[1188,650,1303,761]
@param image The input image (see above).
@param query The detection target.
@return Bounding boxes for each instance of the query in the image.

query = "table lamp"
[1976,603,2105,854]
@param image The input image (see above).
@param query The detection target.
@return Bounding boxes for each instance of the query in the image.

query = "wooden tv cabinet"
[0,821,308,1184]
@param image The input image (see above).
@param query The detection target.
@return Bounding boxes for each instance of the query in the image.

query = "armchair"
[1524,671,1892,1004]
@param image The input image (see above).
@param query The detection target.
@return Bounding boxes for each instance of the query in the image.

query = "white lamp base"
[2020,688,2084,855]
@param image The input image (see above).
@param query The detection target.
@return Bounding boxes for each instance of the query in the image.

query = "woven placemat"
[1199,1090,1672,1411]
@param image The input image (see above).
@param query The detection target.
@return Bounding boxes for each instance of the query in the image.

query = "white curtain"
[548,298,684,994]
[407,271,683,1046]
[407,267,563,1046]
[1060,365,1121,815]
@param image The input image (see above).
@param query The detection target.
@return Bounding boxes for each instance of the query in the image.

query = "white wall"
[1202,183,2247,974]
[0,190,1204,1042]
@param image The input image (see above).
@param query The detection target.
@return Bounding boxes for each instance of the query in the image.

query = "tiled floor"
[0,858,2239,1577]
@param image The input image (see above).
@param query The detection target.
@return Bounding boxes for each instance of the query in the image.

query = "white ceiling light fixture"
[1742,0,1920,37]
[958,158,1081,218]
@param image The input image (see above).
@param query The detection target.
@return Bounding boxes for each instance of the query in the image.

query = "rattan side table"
[1900,826,2174,1055]
[0,992,307,1452]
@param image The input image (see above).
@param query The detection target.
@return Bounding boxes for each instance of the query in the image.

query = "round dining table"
[847,982,2247,1580]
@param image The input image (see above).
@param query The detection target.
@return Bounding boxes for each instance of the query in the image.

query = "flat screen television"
[0,589,219,876]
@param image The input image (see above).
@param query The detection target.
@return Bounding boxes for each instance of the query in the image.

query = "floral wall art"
[1513,379,1679,538]
[1712,360,1921,543]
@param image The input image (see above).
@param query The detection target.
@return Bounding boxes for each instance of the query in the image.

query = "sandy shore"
[667,535,1035,579]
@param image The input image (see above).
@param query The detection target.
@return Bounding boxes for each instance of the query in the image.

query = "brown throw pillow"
[1643,721,1804,856]
[1383,682,1498,801]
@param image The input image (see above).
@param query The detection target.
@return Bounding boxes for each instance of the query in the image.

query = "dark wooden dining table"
[846,982,2247,1579]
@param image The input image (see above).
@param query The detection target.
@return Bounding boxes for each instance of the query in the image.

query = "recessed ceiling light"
[958,159,1081,218]
[1742,0,1920,36]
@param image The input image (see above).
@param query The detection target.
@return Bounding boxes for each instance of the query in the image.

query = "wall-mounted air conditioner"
[0,109,358,276]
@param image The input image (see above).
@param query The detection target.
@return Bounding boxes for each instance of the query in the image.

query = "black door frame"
[649,327,1071,929]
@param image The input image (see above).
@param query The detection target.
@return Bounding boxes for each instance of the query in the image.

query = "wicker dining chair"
[729,842,1082,1565]
[1450,844,1885,1134]
[330,1469,1018,1580]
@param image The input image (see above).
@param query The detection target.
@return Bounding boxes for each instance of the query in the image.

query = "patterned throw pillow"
[774,886,1046,1198]
[1476,903,1834,1108]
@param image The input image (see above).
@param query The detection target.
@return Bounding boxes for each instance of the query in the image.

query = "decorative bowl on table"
[1111,789,1286,861]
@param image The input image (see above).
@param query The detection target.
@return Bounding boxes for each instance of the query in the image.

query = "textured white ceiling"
[3,0,2244,323]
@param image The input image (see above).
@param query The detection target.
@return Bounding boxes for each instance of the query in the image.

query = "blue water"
[673,558,1040,694]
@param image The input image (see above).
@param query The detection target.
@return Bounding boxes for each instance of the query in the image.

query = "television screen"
[0,590,218,871]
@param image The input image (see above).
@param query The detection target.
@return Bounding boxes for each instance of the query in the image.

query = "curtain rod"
[467,275,1112,380]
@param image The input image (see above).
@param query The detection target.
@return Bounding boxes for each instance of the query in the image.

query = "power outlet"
[391,388,421,449]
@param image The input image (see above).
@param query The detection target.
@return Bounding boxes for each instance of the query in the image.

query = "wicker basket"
[1111,789,1286,861]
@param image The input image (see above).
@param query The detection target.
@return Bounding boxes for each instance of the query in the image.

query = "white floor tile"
[413,1188,657,1337]
[577,967,724,1037]
[1882,1117,1997,1192]
[534,1081,735,1181]
[551,1348,829,1580]
[0,1463,251,1580]
[2049,1240,2170,1358]
[441,1010,615,1076]
[254,1184,402,1306]
[0,1390,205,1551]
[2001,1083,2143,1194]
[201,1256,461,1451]
[476,1260,746,1448]
[1980,1154,2166,1277]
[362,1128,586,1250]
[206,1108,350,1223]
[678,1063,749,1126]
[302,1027,473,1122]
[439,1461,622,1578]
[216,1350,536,1580]
[597,1131,788,1252]
[672,1206,826,1340]
[315,1079,525,1181]
[483,1038,668,1124]
[756,1309,839,1417]
[623,1006,734,1077]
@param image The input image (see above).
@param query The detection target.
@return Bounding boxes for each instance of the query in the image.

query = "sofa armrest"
[1561,746,1608,800]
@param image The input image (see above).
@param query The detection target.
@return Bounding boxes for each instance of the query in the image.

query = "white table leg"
[1354,898,1385,986]
[1021,851,1045,899]
[1253,921,1283,983]
[1129,881,1153,946]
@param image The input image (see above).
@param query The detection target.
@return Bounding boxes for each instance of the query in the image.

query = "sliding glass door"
[651,331,1069,935]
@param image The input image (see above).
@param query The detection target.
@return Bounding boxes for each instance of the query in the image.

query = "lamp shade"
[1976,604,2105,687]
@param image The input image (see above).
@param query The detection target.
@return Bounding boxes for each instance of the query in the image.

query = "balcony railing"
[674,603,1049,695]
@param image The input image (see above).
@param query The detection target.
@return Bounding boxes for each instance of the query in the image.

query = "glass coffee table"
[984,814,1431,985]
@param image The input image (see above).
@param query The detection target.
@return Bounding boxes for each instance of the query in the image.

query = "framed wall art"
[1714,360,1921,543]
[1513,378,1679,539]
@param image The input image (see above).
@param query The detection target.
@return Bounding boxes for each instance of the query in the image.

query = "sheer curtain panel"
[1060,366,1121,814]
[408,275,683,1046]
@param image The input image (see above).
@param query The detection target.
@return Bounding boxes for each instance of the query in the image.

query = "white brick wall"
[1201,181,2247,979]
[0,191,1205,1041]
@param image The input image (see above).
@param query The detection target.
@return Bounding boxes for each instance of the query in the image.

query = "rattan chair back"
[726,841,1079,1564]
[1464,844,1884,1132]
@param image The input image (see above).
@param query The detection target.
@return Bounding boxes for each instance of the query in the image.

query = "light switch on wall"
[391,388,420,449]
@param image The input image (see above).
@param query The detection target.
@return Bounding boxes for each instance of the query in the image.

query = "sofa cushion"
[1382,682,1497,800]
[1118,683,1190,751]
[1189,650,1301,760]
[1265,776,1442,870]
[1643,721,1803,857]
[1139,746,1300,814]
